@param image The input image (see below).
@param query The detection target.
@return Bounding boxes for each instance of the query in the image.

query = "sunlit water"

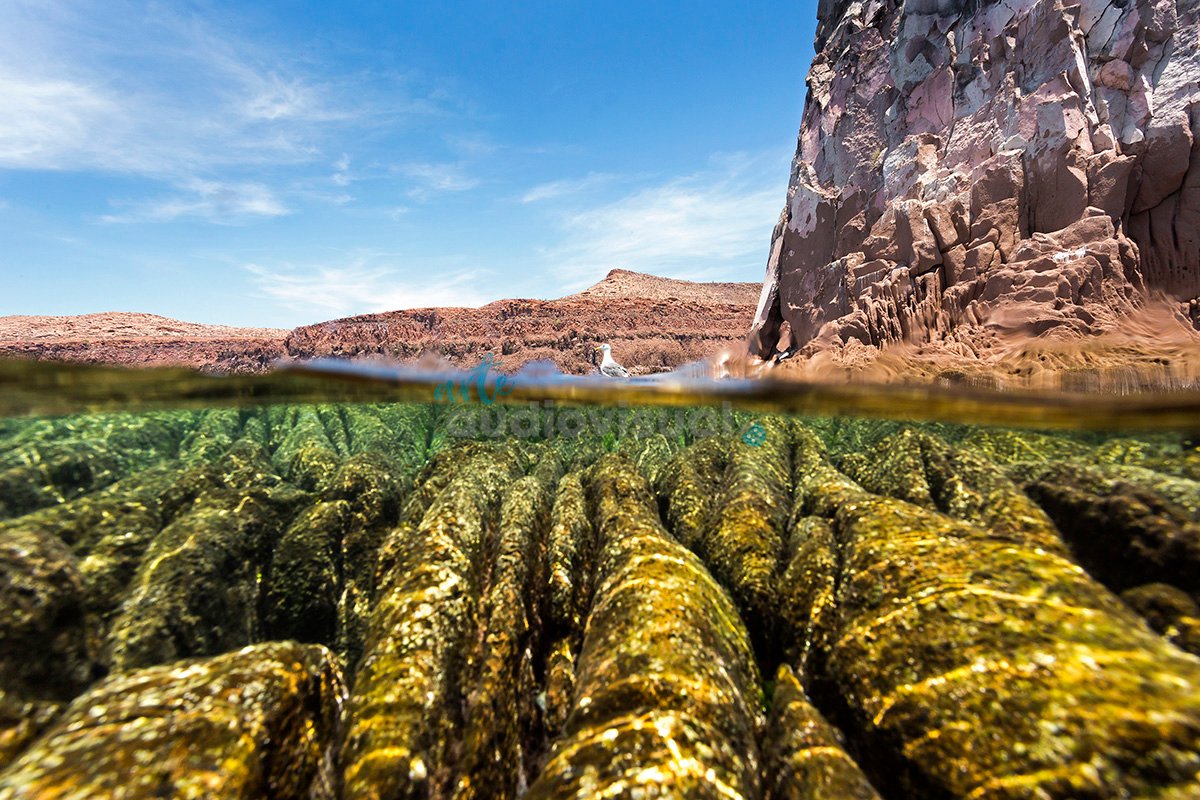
[1,356,1199,797]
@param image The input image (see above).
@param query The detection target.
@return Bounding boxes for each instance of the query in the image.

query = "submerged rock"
[764,665,880,800]
[528,455,764,799]
[792,426,1200,798]
[0,642,345,799]
[340,442,524,799]
[1020,460,1200,599]
[107,442,309,672]
[2,405,1200,796]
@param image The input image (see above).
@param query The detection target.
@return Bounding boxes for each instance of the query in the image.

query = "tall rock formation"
[751,0,1200,358]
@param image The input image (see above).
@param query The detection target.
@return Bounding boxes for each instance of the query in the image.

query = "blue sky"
[0,1,817,328]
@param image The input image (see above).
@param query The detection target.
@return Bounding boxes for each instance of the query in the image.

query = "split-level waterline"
[0,359,1199,798]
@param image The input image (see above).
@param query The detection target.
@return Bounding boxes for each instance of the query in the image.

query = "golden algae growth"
[764,665,880,800]
[528,454,764,800]
[0,642,345,800]
[340,442,525,799]
[0,381,1199,797]
[792,426,1200,799]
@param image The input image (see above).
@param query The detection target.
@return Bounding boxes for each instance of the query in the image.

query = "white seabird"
[594,343,631,378]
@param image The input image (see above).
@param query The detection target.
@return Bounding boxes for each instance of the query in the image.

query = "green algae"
[2,398,1200,797]
[792,426,1200,799]
[0,642,345,799]
[528,454,764,800]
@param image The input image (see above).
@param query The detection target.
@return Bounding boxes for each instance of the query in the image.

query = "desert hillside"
[0,271,760,374]
[0,312,288,373]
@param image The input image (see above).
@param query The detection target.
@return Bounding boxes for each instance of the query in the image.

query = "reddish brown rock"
[0,313,286,374]
[0,271,758,376]
[287,270,758,375]
[750,0,1200,363]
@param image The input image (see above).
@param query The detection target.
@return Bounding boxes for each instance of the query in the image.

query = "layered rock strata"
[751,0,1200,361]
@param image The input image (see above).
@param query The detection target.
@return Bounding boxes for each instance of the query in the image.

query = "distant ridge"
[0,271,760,374]
[0,312,285,342]
[564,269,760,305]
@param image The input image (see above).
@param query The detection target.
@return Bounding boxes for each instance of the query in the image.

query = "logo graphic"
[434,353,515,405]
[741,421,767,447]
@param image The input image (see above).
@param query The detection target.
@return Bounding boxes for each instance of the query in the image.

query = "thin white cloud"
[245,261,489,319]
[444,133,498,158]
[398,161,479,199]
[99,180,289,224]
[521,172,619,203]
[0,2,445,182]
[332,153,352,185]
[541,152,787,282]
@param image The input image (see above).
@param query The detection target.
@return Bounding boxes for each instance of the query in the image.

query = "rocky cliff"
[750,0,1200,360]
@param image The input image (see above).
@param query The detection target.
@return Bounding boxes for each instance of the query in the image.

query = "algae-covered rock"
[0,413,188,520]
[0,642,346,799]
[1122,583,1200,655]
[792,426,1200,799]
[616,430,676,485]
[178,408,244,465]
[778,515,838,679]
[0,528,93,701]
[764,665,880,800]
[0,692,59,771]
[331,454,406,666]
[341,442,523,799]
[656,436,728,550]
[457,474,553,799]
[528,454,764,800]
[270,405,345,491]
[542,639,576,737]
[1020,460,1200,598]
[958,427,1094,465]
[107,441,309,671]
[698,418,792,651]
[263,453,405,665]
[545,472,594,636]
[262,499,351,647]
[0,465,193,656]
[847,428,1065,552]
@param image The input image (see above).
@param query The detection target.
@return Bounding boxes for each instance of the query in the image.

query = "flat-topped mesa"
[751,0,1200,359]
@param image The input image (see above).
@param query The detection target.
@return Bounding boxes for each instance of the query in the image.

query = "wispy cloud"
[331,153,352,186]
[99,180,289,224]
[0,1,448,194]
[540,152,787,282]
[521,172,620,203]
[397,161,480,200]
[245,260,489,319]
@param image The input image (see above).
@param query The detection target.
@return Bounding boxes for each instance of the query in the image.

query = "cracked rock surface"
[751,0,1200,364]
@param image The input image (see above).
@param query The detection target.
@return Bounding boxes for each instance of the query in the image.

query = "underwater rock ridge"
[751,0,1200,362]
[0,406,1200,796]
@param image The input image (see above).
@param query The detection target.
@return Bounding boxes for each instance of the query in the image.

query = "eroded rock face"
[751,0,1200,358]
